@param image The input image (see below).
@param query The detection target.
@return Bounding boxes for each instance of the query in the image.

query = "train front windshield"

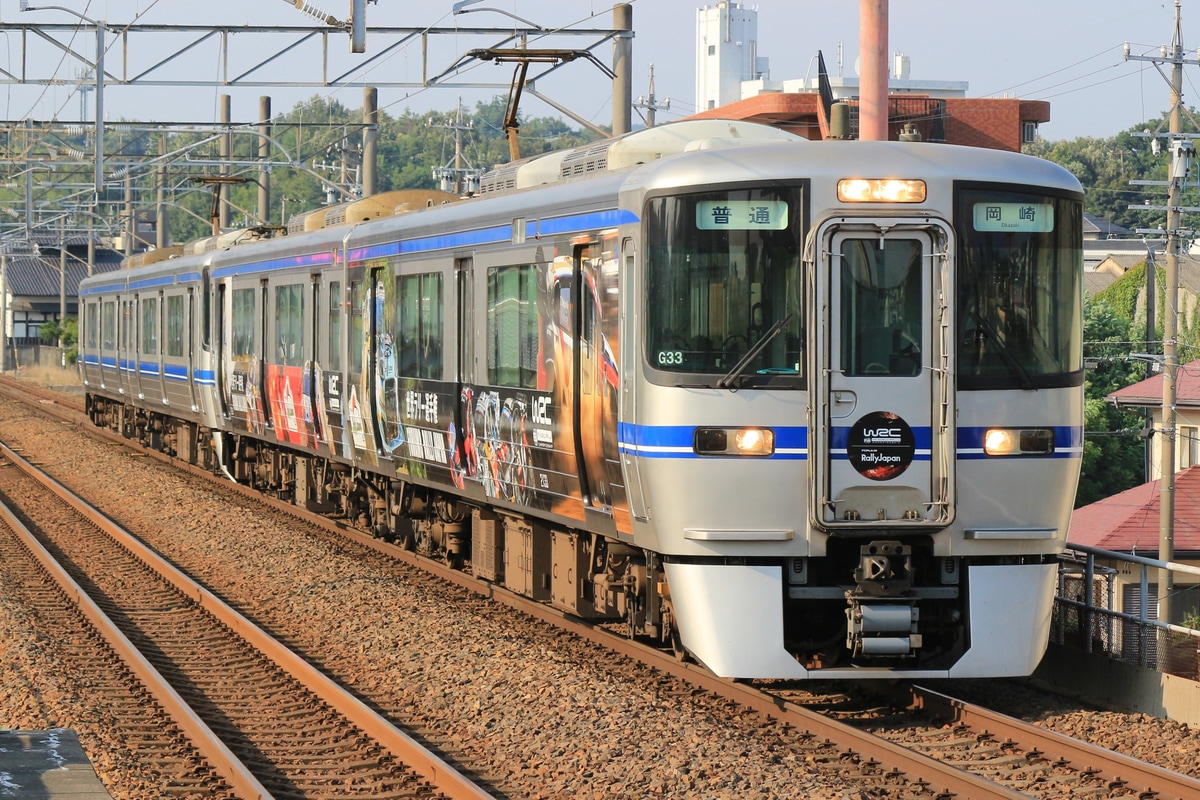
[955,187,1083,389]
[644,186,805,386]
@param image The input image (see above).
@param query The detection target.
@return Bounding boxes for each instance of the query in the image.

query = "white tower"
[696,2,768,111]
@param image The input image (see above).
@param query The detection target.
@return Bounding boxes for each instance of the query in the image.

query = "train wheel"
[393,518,415,552]
[372,516,392,542]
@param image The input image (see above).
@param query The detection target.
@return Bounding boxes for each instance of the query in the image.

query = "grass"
[12,363,82,388]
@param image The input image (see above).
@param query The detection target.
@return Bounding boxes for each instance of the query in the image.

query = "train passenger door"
[315,272,343,457]
[215,282,229,419]
[138,292,165,404]
[217,279,270,435]
[98,297,120,390]
[303,277,324,450]
[184,289,201,413]
[339,272,379,467]
[265,277,308,446]
[452,257,474,489]
[120,298,136,397]
[571,241,617,511]
[812,222,953,529]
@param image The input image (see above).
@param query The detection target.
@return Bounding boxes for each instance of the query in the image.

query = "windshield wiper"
[975,315,1035,390]
[717,313,795,390]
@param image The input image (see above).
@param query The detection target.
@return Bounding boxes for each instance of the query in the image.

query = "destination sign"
[973,202,1054,233]
[696,200,789,230]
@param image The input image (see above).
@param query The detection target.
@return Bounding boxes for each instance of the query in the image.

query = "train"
[77,118,1085,679]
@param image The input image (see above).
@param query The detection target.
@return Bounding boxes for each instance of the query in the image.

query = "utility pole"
[634,63,670,128]
[157,134,168,249]
[362,88,377,198]
[430,101,482,195]
[612,3,632,136]
[1125,0,1200,625]
[219,95,232,232]
[259,96,272,225]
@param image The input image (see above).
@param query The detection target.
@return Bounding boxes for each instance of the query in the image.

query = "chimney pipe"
[859,0,888,141]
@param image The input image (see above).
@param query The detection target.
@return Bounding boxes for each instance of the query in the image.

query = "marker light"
[983,428,1055,457]
[837,178,927,203]
[694,427,775,457]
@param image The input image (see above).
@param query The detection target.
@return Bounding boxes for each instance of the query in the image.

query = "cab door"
[811,222,953,529]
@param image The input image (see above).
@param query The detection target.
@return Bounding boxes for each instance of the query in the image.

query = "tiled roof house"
[1,240,123,345]
[1108,360,1200,480]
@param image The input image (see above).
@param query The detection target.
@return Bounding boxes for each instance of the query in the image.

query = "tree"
[38,318,79,364]
[159,94,596,245]
[1077,297,1148,506]
[1025,111,1200,234]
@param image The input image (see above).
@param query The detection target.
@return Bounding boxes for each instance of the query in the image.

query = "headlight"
[694,427,775,457]
[984,428,1055,456]
[837,178,926,203]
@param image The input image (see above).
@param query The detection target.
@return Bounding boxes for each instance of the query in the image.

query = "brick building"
[693,2,1048,152]
[687,91,1049,153]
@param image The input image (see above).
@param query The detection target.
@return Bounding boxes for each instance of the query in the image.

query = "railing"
[1053,544,1200,679]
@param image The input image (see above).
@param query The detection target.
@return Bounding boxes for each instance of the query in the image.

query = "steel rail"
[0,434,492,800]
[0,379,1121,799]
[0,441,274,800]
[911,684,1200,800]
[135,452,1029,800]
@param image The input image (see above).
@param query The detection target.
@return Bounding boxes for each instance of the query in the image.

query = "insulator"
[289,0,343,27]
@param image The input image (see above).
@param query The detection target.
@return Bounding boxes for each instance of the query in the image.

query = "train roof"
[474,118,1082,198]
[476,119,804,195]
[80,119,1083,293]
[627,137,1080,197]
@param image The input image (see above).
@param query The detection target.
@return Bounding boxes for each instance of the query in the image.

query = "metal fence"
[1053,545,1200,679]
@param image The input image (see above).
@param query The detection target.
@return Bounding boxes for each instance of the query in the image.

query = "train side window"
[349,280,364,374]
[396,272,444,380]
[274,284,304,366]
[487,265,537,388]
[141,296,159,355]
[101,301,115,350]
[85,301,98,350]
[232,288,256,358]
[166,295,185,357]
[328,281,342,371]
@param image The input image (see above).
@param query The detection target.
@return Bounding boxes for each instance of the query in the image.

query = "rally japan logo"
[847,411,915,481]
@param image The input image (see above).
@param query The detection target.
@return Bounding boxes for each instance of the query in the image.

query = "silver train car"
[78,119,1084,679]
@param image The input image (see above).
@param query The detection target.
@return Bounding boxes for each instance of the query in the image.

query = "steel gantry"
[0,3,635,261]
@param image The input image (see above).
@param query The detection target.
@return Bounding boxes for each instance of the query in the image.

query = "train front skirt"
[664,561,1057,679]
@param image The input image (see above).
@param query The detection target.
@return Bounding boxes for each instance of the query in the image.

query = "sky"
[0,0,1193,141]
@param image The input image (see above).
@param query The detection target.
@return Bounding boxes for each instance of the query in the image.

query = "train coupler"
[845,599,922,657]
[847,540,921,657]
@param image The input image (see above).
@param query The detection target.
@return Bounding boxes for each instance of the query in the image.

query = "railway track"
[4,375,1200,799]
[764,681,1200,799]
[0,431,491,800]
[905,685,1199,797]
